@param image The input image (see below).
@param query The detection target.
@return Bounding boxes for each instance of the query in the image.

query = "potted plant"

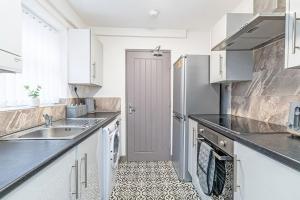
[24,85,42,107]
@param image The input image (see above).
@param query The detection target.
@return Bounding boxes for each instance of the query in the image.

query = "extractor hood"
[212,13,285,51]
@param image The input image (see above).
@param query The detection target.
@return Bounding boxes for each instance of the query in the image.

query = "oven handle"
[213,151,232,161]
[197,137,232,161]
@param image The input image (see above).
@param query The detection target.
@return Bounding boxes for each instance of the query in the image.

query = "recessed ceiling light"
[149,9,160,18]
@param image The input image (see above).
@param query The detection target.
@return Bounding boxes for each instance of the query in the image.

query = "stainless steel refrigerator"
[172,55,220,181]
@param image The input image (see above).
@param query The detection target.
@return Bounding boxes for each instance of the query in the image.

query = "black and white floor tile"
[110,161,200,200]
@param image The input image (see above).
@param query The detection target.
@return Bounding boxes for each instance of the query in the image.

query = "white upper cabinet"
[68,29,103,86]
[210,13,254,84]
[0,0,22,73]
[285,0,300,69]
[210,50,253,83]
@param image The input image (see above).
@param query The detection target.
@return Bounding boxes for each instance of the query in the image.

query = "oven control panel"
[198,124,234,156]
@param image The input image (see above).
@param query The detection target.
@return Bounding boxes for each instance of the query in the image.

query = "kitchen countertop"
[189,114,300,172]
[0,111,120,198]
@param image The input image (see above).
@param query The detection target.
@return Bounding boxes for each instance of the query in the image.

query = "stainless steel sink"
[0,118,105,141]
[1,127,86,140]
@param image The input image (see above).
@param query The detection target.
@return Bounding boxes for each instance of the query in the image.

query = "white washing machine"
[100,116,121,200]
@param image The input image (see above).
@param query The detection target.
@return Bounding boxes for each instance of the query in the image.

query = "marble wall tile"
[59,98,84,105]
[254,0,286,14]
[94,97,121,112]
[231,39,300,126]
[232,96,300,126]
[60,97,121,112]
[0,105,66,137]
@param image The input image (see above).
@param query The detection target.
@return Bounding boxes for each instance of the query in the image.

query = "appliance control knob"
[219,140,227,147]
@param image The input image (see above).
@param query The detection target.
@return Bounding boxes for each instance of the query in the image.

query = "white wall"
[232,0,254,13]
[93,29,211,156]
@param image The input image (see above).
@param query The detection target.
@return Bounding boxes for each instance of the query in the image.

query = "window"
[0,8,67,108]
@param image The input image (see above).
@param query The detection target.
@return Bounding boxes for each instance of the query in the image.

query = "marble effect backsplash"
[0,105,66,137]
[60,97,121,112]
[231,39,300,126]
[0,97,120,137]
[94,97,121,112]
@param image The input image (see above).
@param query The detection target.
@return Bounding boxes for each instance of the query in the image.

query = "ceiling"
[68,0,242,30]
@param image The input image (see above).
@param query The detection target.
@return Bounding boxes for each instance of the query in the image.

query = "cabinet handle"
[292,12,300,54]
[81,153,88,188]
[219,55,223,75]
[14,57,21,62]
[70,160,79,199]
[234,154,240,192]
[192,128,195,147]
[92,63,96,79]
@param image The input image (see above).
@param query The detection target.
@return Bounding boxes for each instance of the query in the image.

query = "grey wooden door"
[126,50,171,161]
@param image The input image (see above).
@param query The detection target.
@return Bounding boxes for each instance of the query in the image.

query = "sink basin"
[1,127,86,140]
[0,118,105,141]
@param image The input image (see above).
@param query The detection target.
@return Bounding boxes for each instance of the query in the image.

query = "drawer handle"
[14,57,21,62]
[70,160,79,199]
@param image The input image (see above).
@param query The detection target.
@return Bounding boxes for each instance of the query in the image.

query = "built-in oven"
[196,124,238,200]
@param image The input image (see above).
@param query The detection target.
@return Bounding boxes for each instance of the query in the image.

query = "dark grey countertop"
[189,114,300,172]
[0,112,120,198]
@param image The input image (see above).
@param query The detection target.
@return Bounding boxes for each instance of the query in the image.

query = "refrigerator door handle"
[173,113,185,121]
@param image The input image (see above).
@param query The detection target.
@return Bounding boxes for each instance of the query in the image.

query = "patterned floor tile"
[110,161,200,200]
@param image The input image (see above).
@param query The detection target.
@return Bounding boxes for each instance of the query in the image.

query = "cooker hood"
[212,13,285,51]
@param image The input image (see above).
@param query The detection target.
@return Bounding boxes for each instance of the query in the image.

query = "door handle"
[128,104,136,114]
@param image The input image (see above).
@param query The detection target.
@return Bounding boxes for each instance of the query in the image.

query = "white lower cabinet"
[78,132,100,200]
[2,148,76,200]
[3,129,102,200]
[234,142,300,200]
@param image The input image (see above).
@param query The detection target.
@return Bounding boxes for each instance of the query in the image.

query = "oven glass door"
[196,139,234,199]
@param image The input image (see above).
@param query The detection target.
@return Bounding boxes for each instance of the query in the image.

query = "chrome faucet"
[43,114,53,127]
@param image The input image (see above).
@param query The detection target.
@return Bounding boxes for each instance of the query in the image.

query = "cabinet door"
[68,29,91,84]
[77,131,100,200]
[90,36,103,86]
[0,0,22,72]
[188,119,197,178]
[285,0,300,68]
[210,51,226,83]
[234,142,300,200]
[3,148,77,200]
